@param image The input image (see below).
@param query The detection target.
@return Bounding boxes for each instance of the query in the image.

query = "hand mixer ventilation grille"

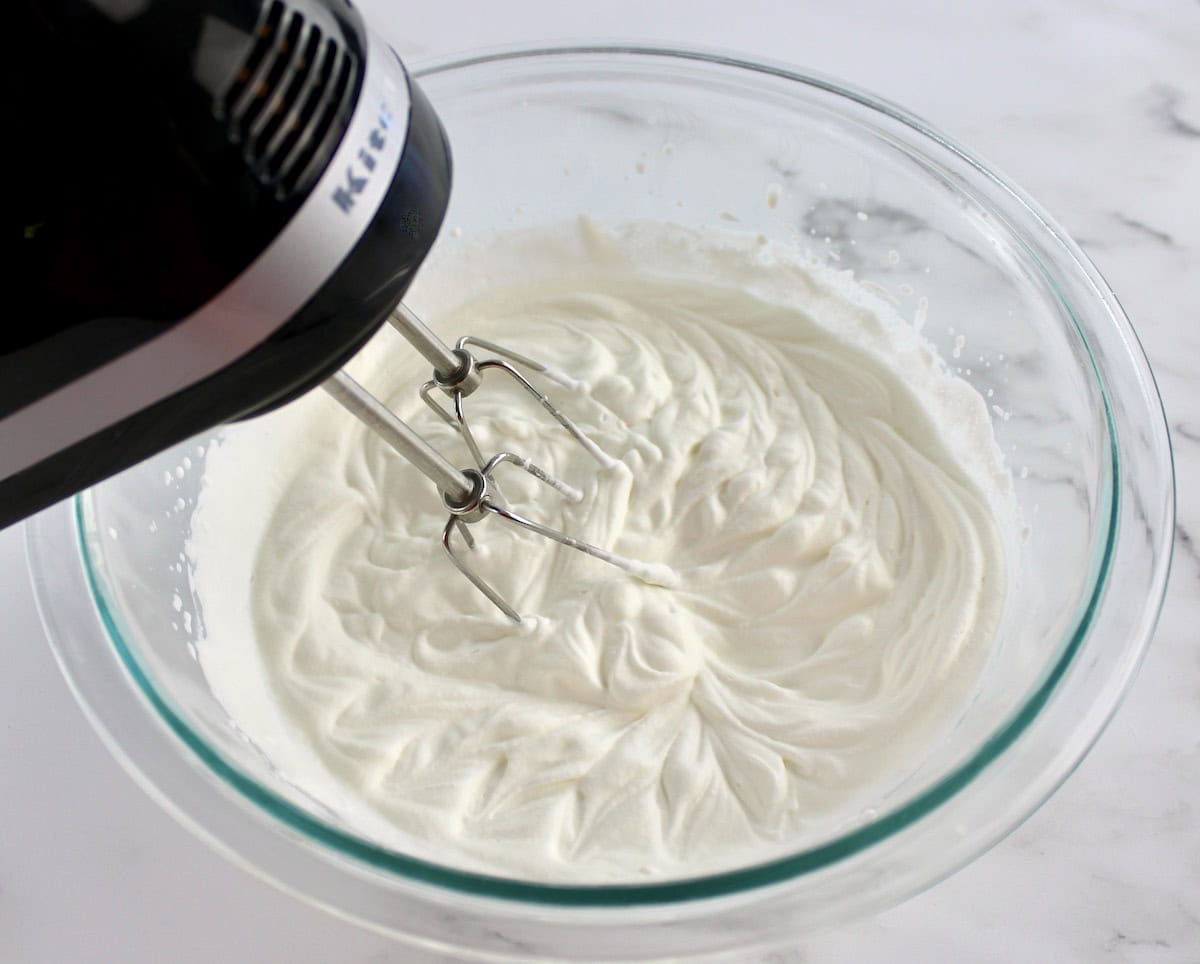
[219,0,357,198]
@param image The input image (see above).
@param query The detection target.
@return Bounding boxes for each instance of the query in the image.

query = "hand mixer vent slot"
[219,0,357,200]
[254,24,323,178]
[221,1,284,127]
[276,36,356,197]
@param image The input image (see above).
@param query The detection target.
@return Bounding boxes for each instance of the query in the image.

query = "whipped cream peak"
[191,220,1009,883]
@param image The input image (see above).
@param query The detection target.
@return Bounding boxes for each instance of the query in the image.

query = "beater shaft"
[388,302,464,380]
[323,371,473,505]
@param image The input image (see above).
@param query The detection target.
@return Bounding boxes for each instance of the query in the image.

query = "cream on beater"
[190,219,1011,883]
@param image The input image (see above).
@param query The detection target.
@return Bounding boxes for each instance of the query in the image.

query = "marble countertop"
[2,0,1196,960]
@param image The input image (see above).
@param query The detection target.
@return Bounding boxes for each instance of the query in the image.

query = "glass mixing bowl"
[26,46,1173,962]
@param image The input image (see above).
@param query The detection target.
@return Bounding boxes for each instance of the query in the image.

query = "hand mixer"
[5,0,663,619]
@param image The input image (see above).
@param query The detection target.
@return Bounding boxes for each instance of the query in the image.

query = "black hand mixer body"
[3,0,452,528]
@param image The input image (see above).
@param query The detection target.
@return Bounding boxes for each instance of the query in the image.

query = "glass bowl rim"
[57,42,1165,908]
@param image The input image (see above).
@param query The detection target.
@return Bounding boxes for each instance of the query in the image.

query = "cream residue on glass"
[190,219,1011,883]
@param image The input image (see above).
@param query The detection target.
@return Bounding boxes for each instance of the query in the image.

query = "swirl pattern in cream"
[193,221,1008,882]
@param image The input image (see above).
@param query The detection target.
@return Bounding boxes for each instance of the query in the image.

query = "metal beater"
[323,305,673,622]
[387,303,618,472]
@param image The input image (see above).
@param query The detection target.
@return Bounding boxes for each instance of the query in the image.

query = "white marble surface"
[2,0,1197,960]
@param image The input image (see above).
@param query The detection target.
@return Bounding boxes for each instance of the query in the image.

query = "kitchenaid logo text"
[331,101,394,214]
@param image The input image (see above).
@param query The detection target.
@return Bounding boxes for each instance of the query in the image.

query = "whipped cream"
[191,220,1010,883]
